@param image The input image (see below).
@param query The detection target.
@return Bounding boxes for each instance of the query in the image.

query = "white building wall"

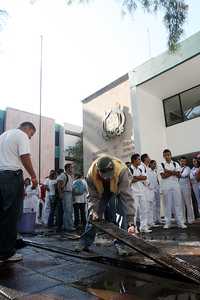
[134,88,167,163]
[166,117,200,156]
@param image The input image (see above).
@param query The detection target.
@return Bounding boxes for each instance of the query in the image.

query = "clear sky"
[0,0,199,126]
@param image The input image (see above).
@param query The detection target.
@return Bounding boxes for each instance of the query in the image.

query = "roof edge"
[82,73,128,104]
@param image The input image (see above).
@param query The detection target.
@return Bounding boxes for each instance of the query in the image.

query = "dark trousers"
[80,195,128,248]
[73,203,86,227]
[56,198,63,230]
[0,170,24,259]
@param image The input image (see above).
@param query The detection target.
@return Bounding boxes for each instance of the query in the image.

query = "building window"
[181,85,200,121]
[163,85,200,127]
[55,131,59,146]
[163,95,183,127]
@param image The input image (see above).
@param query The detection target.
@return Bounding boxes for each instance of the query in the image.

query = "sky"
[0,0,199,126]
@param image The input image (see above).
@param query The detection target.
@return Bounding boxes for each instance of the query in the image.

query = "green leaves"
[67,137,83,174]
[66,0,188,51]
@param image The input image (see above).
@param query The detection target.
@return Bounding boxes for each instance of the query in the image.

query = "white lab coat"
[190,167,200,209]
[148,168,161,223]
[179,166,194,223]
[131,165,148,231]
[159,161,185,226]
[23,185,39,213]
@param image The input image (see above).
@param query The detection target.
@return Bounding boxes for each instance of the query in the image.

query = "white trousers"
[43,195,51,225]
[153,189,161,223]
[134,194,148,230]
[163,186,184,226]
[180,185,194,223]
[144,188,154,226]
[192,183,200,209]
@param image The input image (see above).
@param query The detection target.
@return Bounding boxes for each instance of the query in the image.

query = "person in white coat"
[131,153,151,233]
[140,154,154,228]
[159,149,186,229]
[179,157,194,224]
[190,158,200,210]
[23,178,39,214]
[149,160,161,225]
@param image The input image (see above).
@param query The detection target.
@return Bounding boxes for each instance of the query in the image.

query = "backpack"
[161,161,176,170]
[72,179,86,196]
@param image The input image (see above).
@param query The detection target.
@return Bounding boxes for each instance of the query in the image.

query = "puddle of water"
[73,270,200,300]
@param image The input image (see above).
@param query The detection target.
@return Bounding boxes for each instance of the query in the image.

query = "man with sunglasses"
[75,156,135,256]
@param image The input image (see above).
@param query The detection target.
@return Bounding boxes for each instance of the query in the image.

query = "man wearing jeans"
[0,122,37,262]
[58,164,75,232]
[75,156,135,256]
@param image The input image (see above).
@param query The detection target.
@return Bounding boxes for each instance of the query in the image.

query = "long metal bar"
[92,222,200,284]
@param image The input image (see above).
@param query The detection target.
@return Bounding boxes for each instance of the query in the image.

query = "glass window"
[181,85,200,121]
[163,95,183,127]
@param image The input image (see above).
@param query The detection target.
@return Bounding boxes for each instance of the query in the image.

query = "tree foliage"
[67,137,84,175]
[66,0,189,51]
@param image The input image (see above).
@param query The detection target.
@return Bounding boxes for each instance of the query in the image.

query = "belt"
[0,169,23,175]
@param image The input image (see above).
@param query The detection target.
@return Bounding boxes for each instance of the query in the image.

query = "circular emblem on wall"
[102,104,126,140]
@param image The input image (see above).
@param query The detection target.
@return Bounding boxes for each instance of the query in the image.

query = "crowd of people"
[1,121,200,262]
[24,164,88,233]
[23,149,200,237]
[127,150,200,233]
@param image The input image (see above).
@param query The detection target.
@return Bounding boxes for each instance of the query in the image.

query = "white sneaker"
[140,228,152,233]
[163,224,171,229]
[0,254,23,263]
[115,244,133,256]
[179,224,187,229]
[151,224,160,228]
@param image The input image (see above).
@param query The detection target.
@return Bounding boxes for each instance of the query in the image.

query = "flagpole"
[39,35,43,184]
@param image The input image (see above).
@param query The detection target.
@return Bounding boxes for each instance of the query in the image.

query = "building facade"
[130,30,200,163]
[83,75,134,173]
[82,31,200,173]
[5,107,55,182]
[0,107,83,179]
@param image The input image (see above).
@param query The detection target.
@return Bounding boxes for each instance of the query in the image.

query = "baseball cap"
[96,156,114,180]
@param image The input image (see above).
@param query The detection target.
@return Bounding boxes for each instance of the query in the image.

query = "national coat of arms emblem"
[102,104,126,140]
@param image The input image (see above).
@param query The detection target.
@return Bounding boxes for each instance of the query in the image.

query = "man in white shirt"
[140,154,154,228]
[149,160,161,225]
[131,153,151,233]
[179,157,194,224]
[0,122,37,262]
[159,149,186,229]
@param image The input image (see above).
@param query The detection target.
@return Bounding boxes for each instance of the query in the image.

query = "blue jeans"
[63,191,74,230]
[48,195,56,226]
[80,195,128,248]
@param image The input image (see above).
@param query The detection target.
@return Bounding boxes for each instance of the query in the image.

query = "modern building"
[82,31,200,174]
[0,107,82,181]
[5,107,55,182]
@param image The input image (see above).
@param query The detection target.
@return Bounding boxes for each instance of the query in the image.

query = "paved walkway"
[1,223,200,299]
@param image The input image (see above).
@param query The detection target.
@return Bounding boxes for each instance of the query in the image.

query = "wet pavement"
[1,222,200,300]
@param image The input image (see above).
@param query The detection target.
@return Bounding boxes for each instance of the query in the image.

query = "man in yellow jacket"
[76,156,135,255]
